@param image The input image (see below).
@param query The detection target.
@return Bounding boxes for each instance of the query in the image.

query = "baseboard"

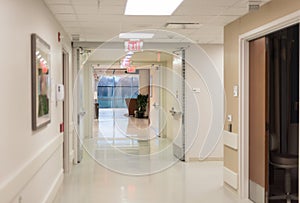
[43,169,63,203]
[68,150,74,172]
[223,131,238,150]
[249,180,265,203]
[173,143,184,160]
[69,150,74,163]
[0,135,63,203]
[223,167,238,190]
[189,157,224,162]
[224,182,239,194]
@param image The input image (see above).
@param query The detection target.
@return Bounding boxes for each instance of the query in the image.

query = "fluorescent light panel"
[119,32,154,39]
[125,0,183,16]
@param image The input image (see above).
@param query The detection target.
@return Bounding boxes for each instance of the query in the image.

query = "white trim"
[239,10,300,41]
[69,150,74,165]
[239,36,250,199]
[43,169,63,203]
[0,135,63,203]
[238,10,300,200]
[189,157,223,162]
[223,131,238,150]
[249,180,265,203]
[224,167,238,190]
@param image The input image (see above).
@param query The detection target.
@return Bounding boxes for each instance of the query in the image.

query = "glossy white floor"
[53,109,251,203]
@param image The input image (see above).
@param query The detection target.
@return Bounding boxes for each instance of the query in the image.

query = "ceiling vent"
[72,34,80,42]
[165,22,202,29]
[248,0,261,11]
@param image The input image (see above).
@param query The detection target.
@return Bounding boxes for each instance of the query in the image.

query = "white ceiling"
[44,0,271,44]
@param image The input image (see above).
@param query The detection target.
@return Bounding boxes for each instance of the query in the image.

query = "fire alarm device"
[56,84,64,101]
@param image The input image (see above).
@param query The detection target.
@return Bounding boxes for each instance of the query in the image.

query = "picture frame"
[31,34,51,130]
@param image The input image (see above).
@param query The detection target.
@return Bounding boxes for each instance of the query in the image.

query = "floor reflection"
[83,108,177,175]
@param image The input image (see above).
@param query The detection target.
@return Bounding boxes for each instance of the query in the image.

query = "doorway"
[62,49,71,173]
[248,24,299,202]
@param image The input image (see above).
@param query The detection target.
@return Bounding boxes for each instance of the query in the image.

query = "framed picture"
[31,34,51,130]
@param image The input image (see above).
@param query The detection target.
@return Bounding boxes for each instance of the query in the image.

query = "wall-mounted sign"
[127,66,136,73]
[121,58,131,68]
[124,40,143,52]
[157,52,161,62]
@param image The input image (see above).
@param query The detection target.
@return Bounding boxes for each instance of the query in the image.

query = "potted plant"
[136,94,148,118]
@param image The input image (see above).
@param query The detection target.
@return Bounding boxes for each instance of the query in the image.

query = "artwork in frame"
[31,34,51,130]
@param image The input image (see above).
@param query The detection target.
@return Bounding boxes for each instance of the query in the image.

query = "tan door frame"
[238,10,300,200]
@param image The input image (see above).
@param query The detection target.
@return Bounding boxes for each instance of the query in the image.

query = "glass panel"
[99,76,114,86]
[97,74,139,108]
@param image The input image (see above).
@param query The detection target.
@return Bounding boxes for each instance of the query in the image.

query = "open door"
[249,37,268,203]
[171,51,185,161]
[149,65,162,137]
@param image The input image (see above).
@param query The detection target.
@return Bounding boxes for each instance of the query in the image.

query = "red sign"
[121,58,131,68]
[157,52,161,62]
[127,66,136,73]
[124,40,143,52]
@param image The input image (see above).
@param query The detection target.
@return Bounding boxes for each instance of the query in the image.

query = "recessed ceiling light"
[119,32,154,39]
[125,0,183,16]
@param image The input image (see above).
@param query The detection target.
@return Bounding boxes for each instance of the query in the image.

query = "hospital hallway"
[52,109,250,203]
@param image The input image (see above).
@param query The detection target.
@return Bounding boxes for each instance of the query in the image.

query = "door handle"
[153,102,160,108]
[79,111,86,117]
[169,107,182,117]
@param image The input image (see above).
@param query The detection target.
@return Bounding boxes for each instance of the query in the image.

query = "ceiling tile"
[77,14,123,22]
[73,5,124,15]
[181,0,239,7]
[55,14,77,21]
[174,6,225,16]
[64,27,82,32]
[43,0,272,43]
[61,21,81,27]
[48,5,74,14]
[73,5,99,14]
[168,15,216,24]
[210,15,241,26]
[44,0,70,4]
[99,6,124,15]
[221,7,247,16]
[70,0,97,5]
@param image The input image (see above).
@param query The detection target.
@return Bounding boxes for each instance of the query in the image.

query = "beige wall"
[224,0,300,188]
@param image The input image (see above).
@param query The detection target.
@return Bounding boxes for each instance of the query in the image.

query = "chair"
[125,98,137,116]
[269,153,298,203]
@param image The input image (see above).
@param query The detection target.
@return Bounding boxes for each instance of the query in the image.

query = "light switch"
[233,85,239,97]
[192,88,201,93]
[227,114,232,122]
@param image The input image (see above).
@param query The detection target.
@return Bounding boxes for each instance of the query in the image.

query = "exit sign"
[124,40,143,52]
[127,66,136,73]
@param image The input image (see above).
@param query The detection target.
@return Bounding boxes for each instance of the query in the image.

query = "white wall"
[185,44,224,160]
[155,44,224,160]
[0,0,72,202]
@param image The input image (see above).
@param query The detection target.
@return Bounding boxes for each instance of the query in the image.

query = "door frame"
[149,65,162,137]
[62,48,71,173]
[238,10,300,199]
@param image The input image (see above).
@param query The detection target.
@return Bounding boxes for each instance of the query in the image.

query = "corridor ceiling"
[44,0,271,44]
